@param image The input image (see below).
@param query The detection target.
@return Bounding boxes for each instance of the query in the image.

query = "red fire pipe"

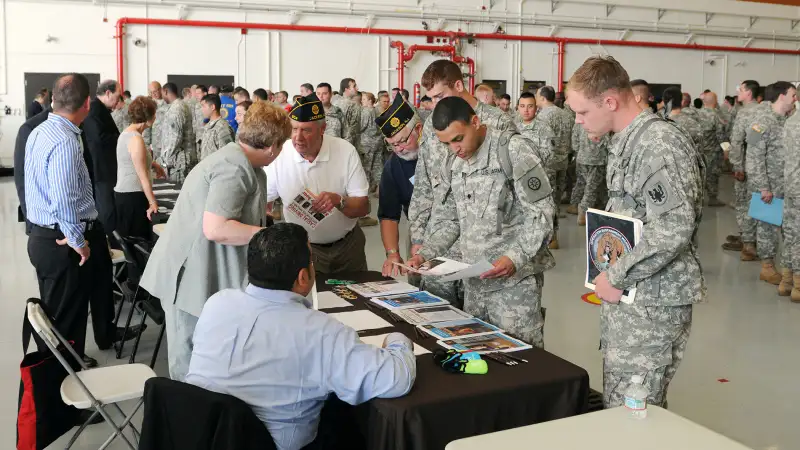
[556,40,565,93]
[453,55,476,95]
[413,82,420,107]
[403,44,456,61]
[389,40,405,93]
[116,17,800,91]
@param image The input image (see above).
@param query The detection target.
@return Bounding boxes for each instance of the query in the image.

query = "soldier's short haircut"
[421,60,464,90]
[236,88,250,101]
[316,83,332,93]
[196,85,208,94]
[420,95,431,102]
[301,83,314,93]
[519,91,536,101]
[377,90,388,97]
[401,89,410,100]
[163,82,179,97]
[538,86,556,102]
[500,93,511,101]
[201,94,222,112]
[763,84,777,103]
[96,79,119,97]
[567,56,632,101]
[209,85,220,93]
[693,98,703,109]
[123,90,131,99]
[771,81,794,100]
[182,87,192,97]
[630,79,649,88]
[741,80,760,97]
[662,86,683,108]
[339,78,356,95]
[278,90,289,98]
[725,95,735,106]
[253,88,268,101]
[432,96,476,132]
[52,73,90,114]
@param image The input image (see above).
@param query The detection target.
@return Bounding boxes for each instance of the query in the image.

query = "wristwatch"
[385,249,399,257]
[336,196,346,211]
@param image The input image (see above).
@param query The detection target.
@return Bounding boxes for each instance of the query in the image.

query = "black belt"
[33,220,100,232]
[312,228,355,248]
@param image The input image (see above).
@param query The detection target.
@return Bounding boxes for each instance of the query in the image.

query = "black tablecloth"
[151,179,179,225]
[318,271,590,450]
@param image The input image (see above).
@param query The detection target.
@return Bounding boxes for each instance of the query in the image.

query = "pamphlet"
[347,280,419,298]
[393,305,472,325]
[437,332,532,354]
[328,310,393,332]
[369,291,449,310]
[585,208,642,304]
[316,291,353,309]
[287,189,333,230]
[438,259,495,282]
[418,318,502,339]
[359,334,430,355]
[392,257,470,276]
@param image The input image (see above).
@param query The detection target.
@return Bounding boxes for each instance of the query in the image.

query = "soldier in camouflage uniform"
[409,60,518,307]
[569,125,609,225]
[331,78,362,148]
[316,83,343,139]
[143,81,170,162]
[408,96,555,347]
[568,56,705,408]
[782,103,800,302]
[697,93,729,206]
[745,82,797,287]
[662,87,704,152]
[724,80,762,260]
[359,97,386,193]
[111,96,130,133]
[193,85,208,146]
[160,82,197,183]
[536,86,573,249]
[514,92,556,163]
[198,94,235,160]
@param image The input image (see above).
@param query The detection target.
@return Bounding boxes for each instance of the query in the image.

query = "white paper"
[393,305,472,325]
[309,282,318,310]
[154,189,181,195]
[328,310,393,331]
[317,291,353,309]
[439,259,495,282]
[359,334,430,355]
[393,257,470,276]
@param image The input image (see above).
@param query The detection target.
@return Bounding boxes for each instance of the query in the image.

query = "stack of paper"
[347,280,419,298]
[369,291,449,310]
[316,291,353,309]
[418,318,502,339]
[328,310,393,332]
[438,332,532,354]
[393,305,471,325]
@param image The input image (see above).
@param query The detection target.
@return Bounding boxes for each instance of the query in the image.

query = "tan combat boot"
[760,259,782,285]
[565,204,578,215]
[549,234,560,250]
[792,274,800,303]
[740,242,758,261]
[577,213,586,226]
[778,268,793,296]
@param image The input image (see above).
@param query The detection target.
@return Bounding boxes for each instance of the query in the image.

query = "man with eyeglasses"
[376,95,423,279]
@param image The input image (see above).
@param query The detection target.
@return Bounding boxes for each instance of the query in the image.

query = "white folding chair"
[110,248,126,298]
[26,301,156,450]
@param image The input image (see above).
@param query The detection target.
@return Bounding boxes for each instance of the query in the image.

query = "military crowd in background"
[72,57,800,412]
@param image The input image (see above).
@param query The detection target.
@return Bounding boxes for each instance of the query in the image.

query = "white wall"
[1,0,800,165]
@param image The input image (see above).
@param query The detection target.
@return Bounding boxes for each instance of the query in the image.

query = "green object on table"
[325,279,356,285]
[464,359,489,375]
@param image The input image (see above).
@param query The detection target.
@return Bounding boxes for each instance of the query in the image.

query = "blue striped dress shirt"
[25,114,97,248]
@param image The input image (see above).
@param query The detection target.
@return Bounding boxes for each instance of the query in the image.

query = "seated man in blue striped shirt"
[24,73,139,358]
[186,223,416,450]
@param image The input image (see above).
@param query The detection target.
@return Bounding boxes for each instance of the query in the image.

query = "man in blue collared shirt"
[186,224,416,450]
[24,73,138,357]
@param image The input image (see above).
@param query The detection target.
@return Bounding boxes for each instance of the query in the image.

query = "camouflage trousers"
[464,273,545,348]
[756,216,782,261]
[360,141,386,192]
[570,164,607,215]
[704,149,722,201]
[164,151,191,184]
[737,179,757,242]
[601,302,693,408]
[547,169,567,231]
[563,155,577,203]
[783,196,800,271]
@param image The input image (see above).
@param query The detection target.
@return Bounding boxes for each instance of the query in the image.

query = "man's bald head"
[148,81,163,100]
[703,91,718,107]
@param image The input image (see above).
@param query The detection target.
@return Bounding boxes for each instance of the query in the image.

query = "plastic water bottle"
[623,375,648,419]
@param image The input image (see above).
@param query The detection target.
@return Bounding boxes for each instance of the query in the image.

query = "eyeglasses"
[385,129,416,148]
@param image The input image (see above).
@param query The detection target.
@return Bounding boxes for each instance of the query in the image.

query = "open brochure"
[418,318,502,339]
[437,332,532,354]
[585,208,643,304]
[393,305,472,325]
[369,291,449,310]
[392,258,494,282]
[287,189,334,230]
[347,280,419,298]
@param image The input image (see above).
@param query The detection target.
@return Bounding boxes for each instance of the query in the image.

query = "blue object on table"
[748,193,783,226]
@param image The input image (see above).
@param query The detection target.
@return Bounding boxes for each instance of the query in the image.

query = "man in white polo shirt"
[267,93,371,274]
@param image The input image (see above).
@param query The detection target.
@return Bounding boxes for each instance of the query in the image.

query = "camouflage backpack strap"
[608,117,661,212]
[496,130,517,181]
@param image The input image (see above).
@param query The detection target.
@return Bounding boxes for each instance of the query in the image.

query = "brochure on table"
[418,318,503,339]
[393,305,471,324]
[438,332,532,354]
[369,291,449,310]
[584,208,642,304]
[347,280,419,298]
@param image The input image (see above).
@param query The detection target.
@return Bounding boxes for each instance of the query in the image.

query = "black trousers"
[27,224,115,354]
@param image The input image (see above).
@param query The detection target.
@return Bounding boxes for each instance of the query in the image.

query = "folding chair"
[26,300,156,450]
[110,248,126,299]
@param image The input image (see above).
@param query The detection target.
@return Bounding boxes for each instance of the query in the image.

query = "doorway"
[24,72,101,117]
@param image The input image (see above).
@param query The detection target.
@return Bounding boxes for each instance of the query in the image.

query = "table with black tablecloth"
[150,179,180,226]
[317,271,590,450]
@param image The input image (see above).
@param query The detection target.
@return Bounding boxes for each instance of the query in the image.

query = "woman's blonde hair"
[238,101,292,149]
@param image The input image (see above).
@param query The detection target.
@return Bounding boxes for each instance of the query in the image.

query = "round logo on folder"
[588,226,633,273]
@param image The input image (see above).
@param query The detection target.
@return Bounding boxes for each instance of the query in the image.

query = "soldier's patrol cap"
[289,93,326,122]
[376,95,416,138]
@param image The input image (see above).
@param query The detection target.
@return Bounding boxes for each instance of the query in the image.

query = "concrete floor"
[0,175,797,450]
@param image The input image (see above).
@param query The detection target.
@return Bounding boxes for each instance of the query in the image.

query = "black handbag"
[16,298,80,450]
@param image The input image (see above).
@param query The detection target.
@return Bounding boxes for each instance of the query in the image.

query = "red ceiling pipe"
[390,40,405,92]
[453,55,476,95]
[556,40,565,93]
[115,17,800,90]
[403,44,456,62]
